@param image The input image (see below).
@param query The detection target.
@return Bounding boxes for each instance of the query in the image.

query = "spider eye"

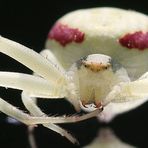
[76,54,112,72]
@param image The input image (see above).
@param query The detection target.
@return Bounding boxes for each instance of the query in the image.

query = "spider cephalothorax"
[67,54,129,112]
[1,7,148,144]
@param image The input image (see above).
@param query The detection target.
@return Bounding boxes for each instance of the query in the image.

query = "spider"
[1,7,148,144]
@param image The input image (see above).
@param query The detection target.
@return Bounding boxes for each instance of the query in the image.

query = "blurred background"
[0,0,148,148]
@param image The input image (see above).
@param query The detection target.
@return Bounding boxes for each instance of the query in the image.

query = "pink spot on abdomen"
[119,31,148,50]
[48,22,85,46]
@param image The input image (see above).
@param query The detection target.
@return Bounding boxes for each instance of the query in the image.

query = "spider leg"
[22,91,103,144]
[0,71,102,143]
[0,87,99,126]
[0,71,101,123]
[138,72,148,80]
[28,126,37,148]
[103,77,148,105]
[35,49,82,112]
[0,36,66,82]
[40,49,65,72]
[0,90,97,144]
[0,71,69,126]
[22,91,79,144]
[22,91,102,123]
[0,71,66,98]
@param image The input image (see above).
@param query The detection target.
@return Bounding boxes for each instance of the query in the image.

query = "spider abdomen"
[46,7,148,80]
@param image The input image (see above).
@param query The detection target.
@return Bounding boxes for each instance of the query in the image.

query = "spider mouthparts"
[95,102,102,108]
[81,100,102,109]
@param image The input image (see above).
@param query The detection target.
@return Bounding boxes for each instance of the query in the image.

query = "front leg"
[0,36,65,82]
[103,75,148,105]
[40,49,65,72]
[21,91,78,144]
[98,76,148,122]
[22,91,103,144]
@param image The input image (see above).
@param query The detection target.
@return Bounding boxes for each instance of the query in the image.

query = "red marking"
[48,23,85,46]
[119,31,148,50]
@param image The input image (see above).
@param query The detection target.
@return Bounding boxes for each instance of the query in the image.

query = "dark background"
[0,0,148,148]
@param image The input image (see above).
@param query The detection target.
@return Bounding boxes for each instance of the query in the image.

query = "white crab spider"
[1,7,148,144]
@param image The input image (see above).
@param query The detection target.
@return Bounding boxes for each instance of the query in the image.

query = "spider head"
[67,54,130,112]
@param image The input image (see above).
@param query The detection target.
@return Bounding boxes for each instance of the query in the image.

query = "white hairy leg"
[0,72,101,124]
[1,97,89,127]
[97,75,148,122]
[0,92,101,127]
[25,48,68,146]
[0,71,69,125]
[103,76,148,105]
[0,71,76,127]
[0,36,65,82]
[22,91,103,143]
[40,49,65,72]
[22,91,78,144]
[22,91,103,123]
[138,72,148,80]
[28,126,37,148]
[0,72,65,98]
